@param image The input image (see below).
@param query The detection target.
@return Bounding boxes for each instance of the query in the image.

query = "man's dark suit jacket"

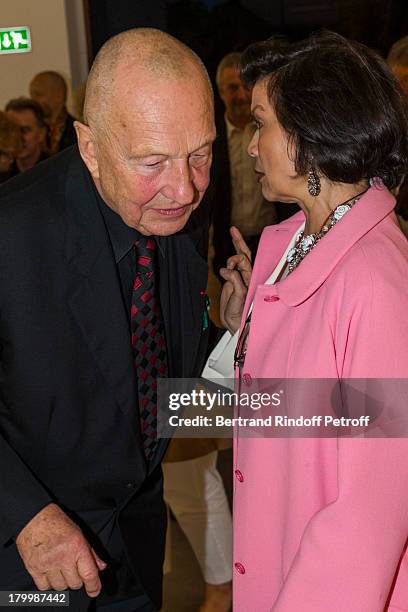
[0,146,211,609]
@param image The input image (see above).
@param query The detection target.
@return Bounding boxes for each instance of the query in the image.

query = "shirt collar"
[93,183,146,263]
[224,113,256,140]
[224,113,242,139]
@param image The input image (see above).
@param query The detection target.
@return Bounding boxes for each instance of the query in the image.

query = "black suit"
[0,146,211,609]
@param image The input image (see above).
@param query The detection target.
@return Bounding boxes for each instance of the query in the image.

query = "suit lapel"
[63,151,142,444]
[151,227,208,469]
[159,229,209,379]
[63,150,209,469]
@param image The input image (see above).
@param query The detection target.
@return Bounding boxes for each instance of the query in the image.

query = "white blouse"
[202,222,305,385]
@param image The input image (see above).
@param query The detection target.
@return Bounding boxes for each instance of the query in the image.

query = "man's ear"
[74,121,100,180]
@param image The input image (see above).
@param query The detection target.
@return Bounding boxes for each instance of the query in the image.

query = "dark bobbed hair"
[5,97,47,130]
[241,31,408,189]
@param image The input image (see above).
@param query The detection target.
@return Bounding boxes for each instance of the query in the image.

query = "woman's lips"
[255,170,265,182]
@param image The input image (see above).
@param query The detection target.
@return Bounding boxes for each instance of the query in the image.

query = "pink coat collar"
[250,181,396,308]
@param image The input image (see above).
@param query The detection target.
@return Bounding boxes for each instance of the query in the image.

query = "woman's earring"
[307,168,321,196]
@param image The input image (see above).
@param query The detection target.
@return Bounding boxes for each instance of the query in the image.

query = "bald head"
[74,27,216,236]
[30,71,68,120]
[31,71,67,98]
[84,28,213,135]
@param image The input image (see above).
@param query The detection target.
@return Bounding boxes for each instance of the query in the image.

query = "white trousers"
[163,451,232,585]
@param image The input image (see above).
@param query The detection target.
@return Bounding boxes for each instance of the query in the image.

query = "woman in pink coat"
[219,32,408,611]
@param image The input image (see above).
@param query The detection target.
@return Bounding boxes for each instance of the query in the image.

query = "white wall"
[0,0,88,115]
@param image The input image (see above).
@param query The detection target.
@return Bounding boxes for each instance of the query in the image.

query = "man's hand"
[219,227,252,334]
[16,503,106,596]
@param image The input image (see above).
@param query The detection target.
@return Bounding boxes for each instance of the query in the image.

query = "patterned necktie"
[131,237,167,460]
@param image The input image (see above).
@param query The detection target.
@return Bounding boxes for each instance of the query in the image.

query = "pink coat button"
[264,295,280,302]
[235,469,244,482]
[242,373,252,386]
[234,562,246,574]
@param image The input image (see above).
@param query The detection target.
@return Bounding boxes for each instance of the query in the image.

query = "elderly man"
[0,29,215,612]
[30,70,77,154]
[211,51,277,277]
[5,97,48,174]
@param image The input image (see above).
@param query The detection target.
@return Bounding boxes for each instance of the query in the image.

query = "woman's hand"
[219,227,253,334]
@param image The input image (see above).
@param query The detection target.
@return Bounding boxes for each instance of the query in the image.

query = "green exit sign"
[0,27,31,54]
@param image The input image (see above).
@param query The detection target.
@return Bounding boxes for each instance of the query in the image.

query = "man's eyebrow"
[191,139,216,153]
[127,138,216,160]
[128,152,167,160]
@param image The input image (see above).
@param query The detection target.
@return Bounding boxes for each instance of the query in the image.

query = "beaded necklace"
[286,191,366,275]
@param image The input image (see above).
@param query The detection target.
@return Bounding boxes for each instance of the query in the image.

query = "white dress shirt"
[225,115,276,237]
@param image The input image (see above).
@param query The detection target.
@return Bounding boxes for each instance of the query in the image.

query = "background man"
[387,35,408,96]
[0,111,22,183]
[5,97,48,174]
[211,51,277,277]
[30,70,77,154]
[0,28,215,612]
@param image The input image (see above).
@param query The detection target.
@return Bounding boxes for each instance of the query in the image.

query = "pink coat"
[233,182,408,611]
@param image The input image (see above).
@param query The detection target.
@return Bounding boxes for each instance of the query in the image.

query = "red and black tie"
[131,237,167,460]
